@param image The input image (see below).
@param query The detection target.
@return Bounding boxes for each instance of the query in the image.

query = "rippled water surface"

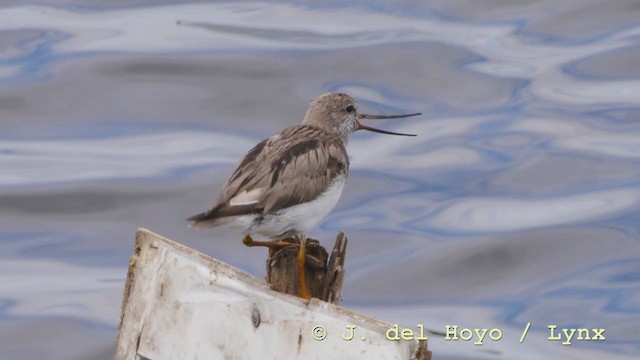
[1,1,639,359]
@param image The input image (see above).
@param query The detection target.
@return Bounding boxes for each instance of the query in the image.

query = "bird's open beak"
[356,112,421,136]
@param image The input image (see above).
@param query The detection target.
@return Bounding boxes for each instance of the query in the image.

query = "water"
[1,1,639,359]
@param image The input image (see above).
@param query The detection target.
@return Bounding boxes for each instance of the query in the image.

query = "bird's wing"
[198,125,349,221]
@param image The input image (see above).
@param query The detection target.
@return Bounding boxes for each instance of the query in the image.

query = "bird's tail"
[187,207,226,229]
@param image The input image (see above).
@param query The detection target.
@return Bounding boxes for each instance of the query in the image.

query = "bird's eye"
[345,105,355,113]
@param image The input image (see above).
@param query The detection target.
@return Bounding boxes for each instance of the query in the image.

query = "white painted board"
[116,228,421,360]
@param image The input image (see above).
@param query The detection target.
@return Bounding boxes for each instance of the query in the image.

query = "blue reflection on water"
[1,1,639,359]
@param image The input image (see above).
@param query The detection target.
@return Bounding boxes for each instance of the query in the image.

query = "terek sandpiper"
[188,92,420,298]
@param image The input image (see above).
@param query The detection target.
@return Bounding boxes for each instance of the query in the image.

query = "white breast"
[250,175,346,239]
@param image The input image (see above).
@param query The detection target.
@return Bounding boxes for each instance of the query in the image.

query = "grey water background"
[1,0,639,359]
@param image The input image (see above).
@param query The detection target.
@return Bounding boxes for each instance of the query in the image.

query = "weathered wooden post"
[265,233,347,304]
[264,233,429,358]
[116,228,430,359]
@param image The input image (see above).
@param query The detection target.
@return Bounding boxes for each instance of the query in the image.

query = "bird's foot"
[242,235,290,249]
[242,234,312,300]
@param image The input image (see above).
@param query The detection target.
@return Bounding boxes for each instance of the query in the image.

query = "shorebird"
[188,93,420,299]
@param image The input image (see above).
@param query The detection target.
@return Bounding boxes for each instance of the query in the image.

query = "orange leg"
[242,234,310,300]
[297,235,310,300]
[242,234,290,249]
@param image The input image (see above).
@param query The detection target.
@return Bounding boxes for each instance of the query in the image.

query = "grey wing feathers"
[188,125,348,226]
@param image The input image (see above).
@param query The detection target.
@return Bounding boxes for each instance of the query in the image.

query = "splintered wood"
[266,232,347,304]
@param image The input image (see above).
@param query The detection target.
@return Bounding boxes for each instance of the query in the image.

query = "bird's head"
[302,92,420,143]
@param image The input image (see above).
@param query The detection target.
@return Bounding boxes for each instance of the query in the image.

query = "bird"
[188,92,420,299]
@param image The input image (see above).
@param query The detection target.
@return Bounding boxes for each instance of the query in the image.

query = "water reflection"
[421,188,640,234]
[1,1,639,359]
